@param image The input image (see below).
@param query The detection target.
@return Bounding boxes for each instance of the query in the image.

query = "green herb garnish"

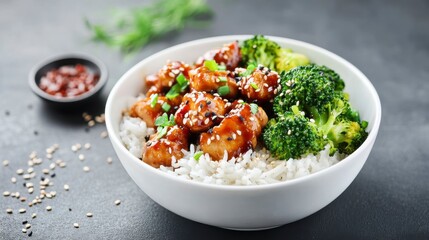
[217,85,230,96]
[250,82,259,90]
[86,0,212,54]
[166,74,189,100]
[154,113,176,139]
[162,102,171,112]
[240,64,256,77]
[250,103,258,114]
[194,151,203,161]
[204,60,218,71]
[150,94,158,108]
[218,76,227,82]
[155,113,176,127]
[217,65,226,71]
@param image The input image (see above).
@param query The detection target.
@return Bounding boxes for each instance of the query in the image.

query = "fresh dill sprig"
[85,0,212,54]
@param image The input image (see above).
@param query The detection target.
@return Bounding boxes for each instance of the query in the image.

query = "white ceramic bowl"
[105,35,381,230]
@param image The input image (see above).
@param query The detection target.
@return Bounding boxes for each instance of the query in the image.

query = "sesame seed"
[3,191,10,197]
[26,182,34,188]
[78,154,85,161]
[204,118,210,125]
[237,130,242,136]
[83,166,90,172]
[84,143,91,149]
[64,184,70,191]
[100,131,108,138]
[232,133,237,140]
[11,177,16,183]
[27,167,34,173]
[19,208,26,214]
[22,228,27,233]
[59,162,66,168]
[71,145,78,152]
[216,135,220,141]
[23,174,31,180]
[107,157,113,164]
[74,223,79,228]
[114,200,121,205]
[25,223,31,229]
[2,160,9,166]
[28,188,34,194]
[6,208,13,214]
[46,206,52,211]
[207,139,211,145]
[49,163,56,170]
[86,212,93,217]
[16,169,24,175]
[88,120,95,127]
[42,169,49,174]
[20,197,26,202]
[32,213,36,219]
[287,130,292,135]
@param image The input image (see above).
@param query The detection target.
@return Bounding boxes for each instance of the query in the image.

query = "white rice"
[119,115,344,186]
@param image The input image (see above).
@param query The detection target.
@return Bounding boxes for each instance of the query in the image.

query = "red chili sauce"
[38,64,99,98]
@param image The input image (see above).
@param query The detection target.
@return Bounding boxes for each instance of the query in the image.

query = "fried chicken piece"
[238,65,280,103]
[175,91,229,133]
[199,101,268,160]
[195,41,241,71]
[188,66,238,99]
[143,125,189,168]
[129,96,181,127]
[145,61,192,96]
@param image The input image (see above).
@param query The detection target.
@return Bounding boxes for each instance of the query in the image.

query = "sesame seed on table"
[0,0,428,239]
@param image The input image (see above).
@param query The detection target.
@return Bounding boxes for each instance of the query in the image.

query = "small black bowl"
[29,53,108,109]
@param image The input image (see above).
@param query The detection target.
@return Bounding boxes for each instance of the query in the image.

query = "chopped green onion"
[217,85,230,96]
[150,94,158,108]
[204,60,218,71]
[250,103,258,114]
[240,64,256,76]
[166,74,189,100]
[250,82,259,90]
[217,65,226,71]
[176,73,187,85]
[162,102,171,112]
[361,121,368,129]
[155,113,176,127]
[218,76,227,82]
[194,151,203,161]
[156,126,168,139]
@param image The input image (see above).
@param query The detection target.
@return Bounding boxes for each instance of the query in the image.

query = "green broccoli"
[240,35,281,70]
[275,48,310,72]
[240,35,310,72]
[267,64,368,157]
[274,64,345,116]
[263,105,325,160]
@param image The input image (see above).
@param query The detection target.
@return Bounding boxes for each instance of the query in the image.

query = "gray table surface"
[1,0,428,239]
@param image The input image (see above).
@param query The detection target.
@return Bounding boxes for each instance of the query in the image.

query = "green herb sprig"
[154,113,176,139]
[86,0,212,53]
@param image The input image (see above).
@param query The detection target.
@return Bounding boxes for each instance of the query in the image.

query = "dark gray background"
[1,0,428,239]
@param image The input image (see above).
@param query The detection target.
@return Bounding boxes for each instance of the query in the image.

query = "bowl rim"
[105,35,382,191]
[29,53,108,103]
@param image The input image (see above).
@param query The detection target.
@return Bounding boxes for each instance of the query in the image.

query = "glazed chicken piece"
[145,61,192,96]
[199,101,268,160]
[238,65,280,103]
[188,66,238,99]
[129,95,181,127]
[195,41,241,71]
[143,125,190,168]
[175,91,230,133]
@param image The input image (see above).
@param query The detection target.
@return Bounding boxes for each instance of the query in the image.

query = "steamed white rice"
[119,115,344,186]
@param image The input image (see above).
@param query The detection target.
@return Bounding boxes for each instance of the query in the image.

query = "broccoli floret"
[268,64,367,157]
[275,48,310,72]
[240,35,281,70]
[263,105,325,160]
[274,64,344,116]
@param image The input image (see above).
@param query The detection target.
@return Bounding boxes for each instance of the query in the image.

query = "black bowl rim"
[29,53,108,103]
